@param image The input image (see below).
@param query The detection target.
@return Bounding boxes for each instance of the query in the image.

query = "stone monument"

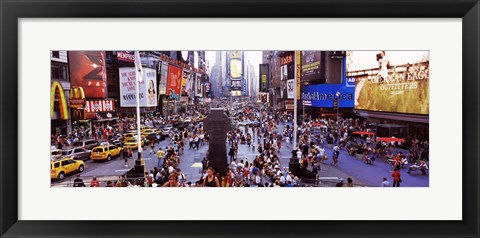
[203,108,231,176]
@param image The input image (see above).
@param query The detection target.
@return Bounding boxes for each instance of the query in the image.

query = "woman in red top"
[391,168,401,187]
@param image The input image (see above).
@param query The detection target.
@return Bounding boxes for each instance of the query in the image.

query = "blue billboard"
[242,78,247,96]
[301,83,355,108]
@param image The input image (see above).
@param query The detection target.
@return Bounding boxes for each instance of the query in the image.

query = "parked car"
[90,145,122,161]
[51,158,85,180]
[61,147,92,161]
[51,149,63,161]
[71,139,100,150]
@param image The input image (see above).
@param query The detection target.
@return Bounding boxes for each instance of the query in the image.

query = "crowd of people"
[66,99,429,188]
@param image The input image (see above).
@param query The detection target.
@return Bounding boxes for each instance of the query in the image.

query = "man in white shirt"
[237,160,245,169]
[286,172,293,184]
[296,149,302,160]
[279,173,286,185]
[168,165,175,174]
[230,159,238,172]
[193,136,199,150]
[199,133,205,146]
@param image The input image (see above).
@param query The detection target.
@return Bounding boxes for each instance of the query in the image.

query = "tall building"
[262,51,281,109]
[50,50,71,135]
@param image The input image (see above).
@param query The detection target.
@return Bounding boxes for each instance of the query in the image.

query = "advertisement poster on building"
[85,99,115,112]
[158,61,168,95]
[119,67,157,107]
[231,80,241,89]
[281,65,288,81]
[68,51,107,99]
[205,82,211,92]
[259,64,269,92]
[195,74,202,97]
[231,90,241,96]
[181,70,190,96]
[348,51,429,114]
[230,59,242,79]
[296,51,301,99]
[187,73,194,96]
[167,65,182,100]
[301,51,322,82]
[145,68,157,107]
[287,79,295,99]
[116,51,135,62]
[301,83,354,108]
[241,78,247,96]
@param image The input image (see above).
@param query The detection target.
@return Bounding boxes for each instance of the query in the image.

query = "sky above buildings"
[205,51,262,74]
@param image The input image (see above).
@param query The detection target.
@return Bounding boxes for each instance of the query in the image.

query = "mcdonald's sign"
[50,80,69,120]
[70,87,86,109]
[71,109,85,120]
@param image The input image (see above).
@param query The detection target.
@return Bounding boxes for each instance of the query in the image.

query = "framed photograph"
[1,0,479,238]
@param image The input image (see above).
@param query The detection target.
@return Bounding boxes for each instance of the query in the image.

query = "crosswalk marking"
[114,169,130,172]
[318,177,339,180]
[191,162,203,168]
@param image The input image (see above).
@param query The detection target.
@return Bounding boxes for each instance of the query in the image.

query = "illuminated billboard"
[231,79,242,89]
[158,61,168,95]
[68,51,107,99]
[348,51,429,115]
[230,59,242,79]
[231,90,242,96]
[301,51,323,82]
[167,65,182,100]
[259,64,269,92]
[301,83,354,108]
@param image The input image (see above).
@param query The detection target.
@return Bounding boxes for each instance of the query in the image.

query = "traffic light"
[333,98,338,109]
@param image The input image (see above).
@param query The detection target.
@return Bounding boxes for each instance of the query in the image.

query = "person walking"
[149,141,155,154]
[128,148,133,167]
[392,168,402,187]
[157,147,165,168]
[122,147,129,167]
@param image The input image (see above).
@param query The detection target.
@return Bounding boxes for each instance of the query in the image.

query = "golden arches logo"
[70,87,85,100]
[72,109,83,119]
[50,80,69,120]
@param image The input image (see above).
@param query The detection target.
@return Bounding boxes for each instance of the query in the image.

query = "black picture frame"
[1,0,478,237]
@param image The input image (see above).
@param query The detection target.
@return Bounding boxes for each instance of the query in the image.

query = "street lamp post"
[335,91,341,145]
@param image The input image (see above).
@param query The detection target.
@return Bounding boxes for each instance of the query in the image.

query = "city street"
[53,120,428,187]
[51,50,430,187]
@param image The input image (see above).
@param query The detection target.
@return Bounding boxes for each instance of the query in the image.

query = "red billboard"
[167,65,182,100]
[68,51,107,99]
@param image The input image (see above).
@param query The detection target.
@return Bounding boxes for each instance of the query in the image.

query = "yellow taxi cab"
[90,144,122,161]
[123,137,147,150]
[141,126,154,133]
[142,128,156,134]
[51,157,85,180]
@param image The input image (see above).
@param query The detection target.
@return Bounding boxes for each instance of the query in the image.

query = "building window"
[52,51,60,58]
[51,64,68,81]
